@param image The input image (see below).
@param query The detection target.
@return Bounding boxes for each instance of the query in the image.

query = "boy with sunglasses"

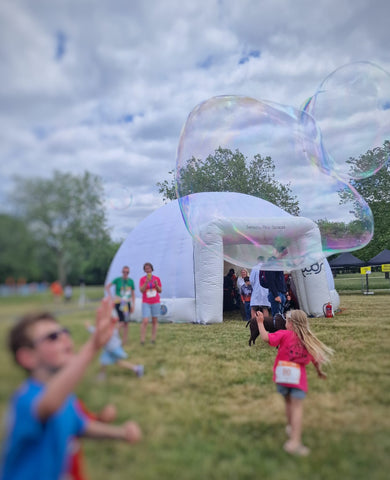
[0,297,141,480]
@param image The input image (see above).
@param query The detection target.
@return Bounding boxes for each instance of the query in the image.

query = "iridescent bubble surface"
[303,61,390,180]
[176,92,376,269]
[106,186,133,211]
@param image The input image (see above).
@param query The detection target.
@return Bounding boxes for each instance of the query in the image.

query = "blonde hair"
[288,310,334,364]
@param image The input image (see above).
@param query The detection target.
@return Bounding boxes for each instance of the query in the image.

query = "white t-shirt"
[236,276,246,293]
[249,268,271,307]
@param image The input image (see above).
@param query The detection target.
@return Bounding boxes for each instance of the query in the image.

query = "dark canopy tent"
[329,252,365,268]
[368,249,390,266]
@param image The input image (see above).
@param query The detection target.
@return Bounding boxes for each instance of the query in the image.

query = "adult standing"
[139,262,162,345]
[223,269,236,311]
[250,267,271,318]
[237,268,249,320]
[105,266,135,344]
[262,270,287,317]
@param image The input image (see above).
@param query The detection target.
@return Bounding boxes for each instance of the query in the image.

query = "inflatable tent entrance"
[105,192,340,323]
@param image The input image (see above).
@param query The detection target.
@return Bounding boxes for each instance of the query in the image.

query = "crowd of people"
[0,259,334,479]
[223,266,299,321]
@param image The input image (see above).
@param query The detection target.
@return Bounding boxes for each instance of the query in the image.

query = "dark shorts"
[115,302,131,322]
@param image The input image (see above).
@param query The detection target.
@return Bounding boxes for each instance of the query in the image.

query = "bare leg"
[140,318,149,343]
[117,360,144,377]
[121,322,129,344]
[284,397,309,455]
[151,317,158,342]
[289,397,303,446]
[117,360,136,371]
[285,394,292,431]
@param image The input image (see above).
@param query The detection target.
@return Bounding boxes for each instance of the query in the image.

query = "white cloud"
[0,0,389,242]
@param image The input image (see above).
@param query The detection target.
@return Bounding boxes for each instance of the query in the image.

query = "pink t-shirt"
[140,275,161,304]
[268,329,314,392]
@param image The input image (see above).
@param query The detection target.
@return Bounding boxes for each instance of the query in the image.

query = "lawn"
[333,271,390,293]
[0,288,389,480]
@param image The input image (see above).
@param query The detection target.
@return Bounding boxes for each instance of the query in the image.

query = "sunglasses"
[122,271,129,274]
[34,327,71,345]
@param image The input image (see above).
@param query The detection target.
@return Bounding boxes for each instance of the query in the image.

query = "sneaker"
[135,365,144,377]
[283,441,310,456]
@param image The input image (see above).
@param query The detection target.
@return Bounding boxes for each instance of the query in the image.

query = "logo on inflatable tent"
[302,262,323,277]
[160,304,168,316]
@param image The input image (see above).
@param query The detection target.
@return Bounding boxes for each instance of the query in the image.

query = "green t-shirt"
[112,277,135,300]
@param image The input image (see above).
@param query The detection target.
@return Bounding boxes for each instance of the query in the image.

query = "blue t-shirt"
[0,378,87,480]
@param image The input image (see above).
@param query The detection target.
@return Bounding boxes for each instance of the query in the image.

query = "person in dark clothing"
[223,269,237,311]
[260,270,287,317]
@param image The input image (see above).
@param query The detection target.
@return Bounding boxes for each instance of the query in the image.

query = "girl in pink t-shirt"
[256,309,333,456]
[139,262,162,345]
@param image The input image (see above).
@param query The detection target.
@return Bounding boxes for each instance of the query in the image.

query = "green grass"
[333,271,390,292]
[0,289,389,480]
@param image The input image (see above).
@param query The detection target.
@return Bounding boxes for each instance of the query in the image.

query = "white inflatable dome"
[105,192,339,323]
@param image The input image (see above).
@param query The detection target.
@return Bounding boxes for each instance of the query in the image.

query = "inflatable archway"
[105,192,339,323]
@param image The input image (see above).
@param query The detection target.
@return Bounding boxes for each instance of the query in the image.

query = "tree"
[157,147,300,215]
[339,141,390,261]
[0,214,40,283]
[9,171,114,285]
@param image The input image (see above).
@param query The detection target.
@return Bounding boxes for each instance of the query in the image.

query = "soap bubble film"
[303,61,390,180]
[175,62,389,270]
[105,185,133,211]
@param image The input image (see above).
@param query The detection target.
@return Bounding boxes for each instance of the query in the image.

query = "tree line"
[0,171,120,285]
[1,142,388,286]
[158,142,390,263]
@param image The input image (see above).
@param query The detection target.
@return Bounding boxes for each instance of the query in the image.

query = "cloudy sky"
[1,0,389,241]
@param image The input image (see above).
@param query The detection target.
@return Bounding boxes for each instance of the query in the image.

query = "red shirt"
[268,330,314,392]
[140,275,161,304]
[68,400,96,480]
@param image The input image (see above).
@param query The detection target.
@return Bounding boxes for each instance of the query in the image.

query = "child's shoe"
[283,441,310,456]
[135,365,144,377]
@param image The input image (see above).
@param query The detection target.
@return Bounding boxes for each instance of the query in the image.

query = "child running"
[256,309,334,456]
[86,317,144,380]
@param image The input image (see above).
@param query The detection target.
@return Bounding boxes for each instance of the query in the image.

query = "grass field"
[0,287,389,480]
[333,271,390,293]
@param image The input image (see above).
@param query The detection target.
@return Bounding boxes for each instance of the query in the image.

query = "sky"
[1,0,389,241]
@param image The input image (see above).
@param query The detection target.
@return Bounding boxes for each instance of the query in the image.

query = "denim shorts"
[276,384,306,399]
[142,302,161,318]
[100,346,128,366]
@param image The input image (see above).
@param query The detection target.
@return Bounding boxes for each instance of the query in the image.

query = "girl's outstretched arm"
[313,360,327,379]
[256,311,269,343]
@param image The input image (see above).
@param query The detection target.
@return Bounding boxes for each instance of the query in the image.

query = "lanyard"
[147,275,155,289]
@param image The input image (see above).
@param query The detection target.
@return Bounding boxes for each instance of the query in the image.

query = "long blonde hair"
[288,310,334,364]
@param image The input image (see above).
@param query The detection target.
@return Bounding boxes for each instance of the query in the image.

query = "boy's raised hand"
[92,297,116,350]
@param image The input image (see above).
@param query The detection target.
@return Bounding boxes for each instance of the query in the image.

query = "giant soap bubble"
[175,62,389,270]
[105,185,133,211]
[303,61,390,180]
